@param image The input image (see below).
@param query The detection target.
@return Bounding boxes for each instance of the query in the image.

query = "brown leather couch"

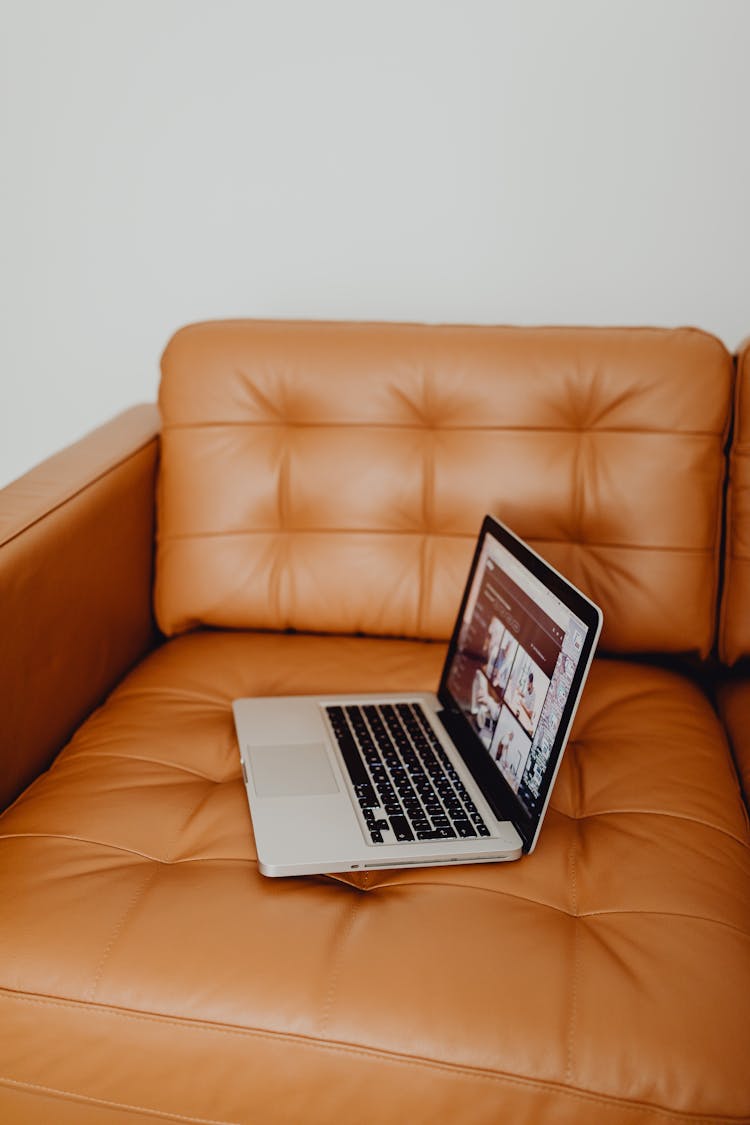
[1,321,749,1124]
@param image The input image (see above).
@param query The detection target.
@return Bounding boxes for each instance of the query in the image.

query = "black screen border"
[437,514,603,852]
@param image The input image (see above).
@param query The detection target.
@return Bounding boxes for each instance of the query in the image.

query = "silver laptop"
[233,515,603,876]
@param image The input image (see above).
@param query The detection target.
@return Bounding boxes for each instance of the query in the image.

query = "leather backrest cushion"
[155,320,732,655]
[720,340,750,665]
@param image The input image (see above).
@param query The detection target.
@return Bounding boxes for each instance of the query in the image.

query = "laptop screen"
[439,517,601,848]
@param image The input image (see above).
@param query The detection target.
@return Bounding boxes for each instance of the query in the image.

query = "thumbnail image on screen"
[444,535,587,815]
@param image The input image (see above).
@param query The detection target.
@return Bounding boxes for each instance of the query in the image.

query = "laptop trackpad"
[248,743,340,797]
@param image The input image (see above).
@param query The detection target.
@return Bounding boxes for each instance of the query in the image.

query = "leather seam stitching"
[156,528,717,555]
[2,835,748,935]
[0,832,252,866]
[0,1075,237,1125]
[566,827,580,1084]
[63,750,227,783]
[319,893,362,1035]
[416,533,428,636]
[85,865,161,1002]
[572,430,584,542]
[366,881,750,938]
[0,988,743,1124]
[550,807,749,848]
[82,782,214,1000]
[160,421,727,438]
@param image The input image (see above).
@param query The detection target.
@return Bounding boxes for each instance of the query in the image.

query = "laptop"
[233,515,603,876]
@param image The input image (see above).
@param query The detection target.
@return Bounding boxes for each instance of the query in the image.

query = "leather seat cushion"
[1,632,749,1124]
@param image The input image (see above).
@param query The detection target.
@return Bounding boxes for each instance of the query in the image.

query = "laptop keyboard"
[324,702,491,845]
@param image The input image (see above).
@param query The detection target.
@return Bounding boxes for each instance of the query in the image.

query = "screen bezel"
[437,514,603,852]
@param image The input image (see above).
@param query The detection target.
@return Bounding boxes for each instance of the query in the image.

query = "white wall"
[2,0,749,487]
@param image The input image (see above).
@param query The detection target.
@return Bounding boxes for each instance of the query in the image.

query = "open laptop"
[233,515,602,876]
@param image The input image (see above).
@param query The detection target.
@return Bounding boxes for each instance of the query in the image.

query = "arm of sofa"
[716,673,750,817]
[0,405,161,811]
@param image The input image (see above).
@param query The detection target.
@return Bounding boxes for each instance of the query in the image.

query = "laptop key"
[388,815,414,842]
[455,821,477,838]
[329,711,372,791]
[370,830,383,843]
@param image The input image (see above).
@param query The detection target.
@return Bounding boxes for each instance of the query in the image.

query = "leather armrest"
[0,405,161,811]
[716,671,750,816]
